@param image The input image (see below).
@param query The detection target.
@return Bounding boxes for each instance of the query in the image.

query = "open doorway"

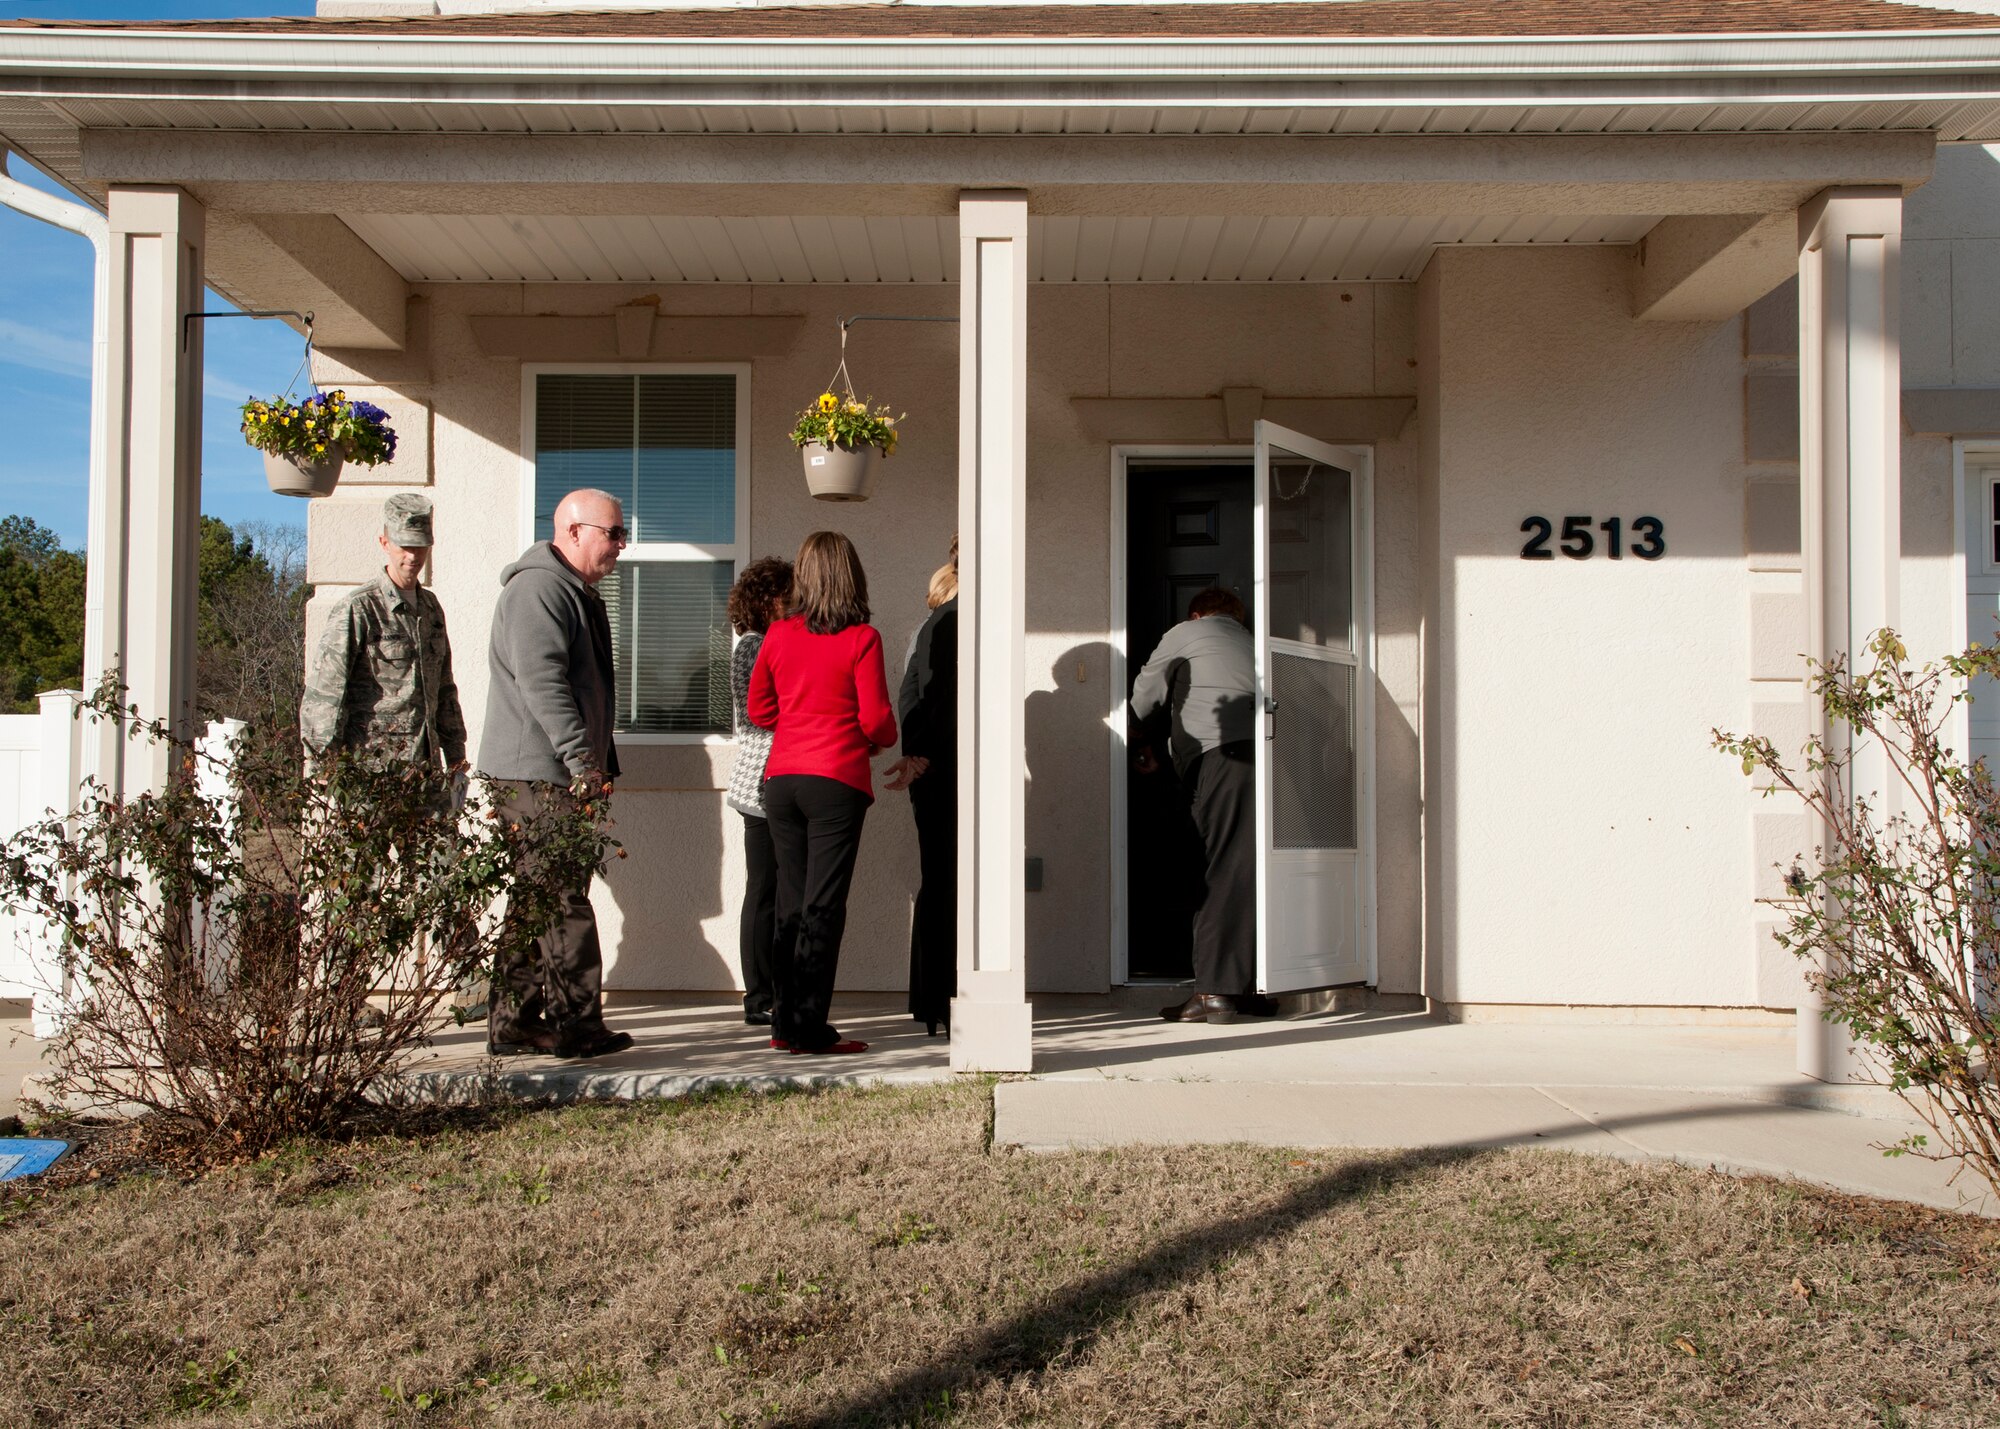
[1122,459,1254,981]
[1114,434,1376,993]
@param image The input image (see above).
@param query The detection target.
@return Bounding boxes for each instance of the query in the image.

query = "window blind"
[599,562,736,735]
[534,373,736,546]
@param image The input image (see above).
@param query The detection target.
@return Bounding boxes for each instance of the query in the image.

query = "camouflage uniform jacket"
[300,573,467,766]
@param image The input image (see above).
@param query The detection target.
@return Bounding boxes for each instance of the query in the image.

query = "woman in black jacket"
[884,541,957,1036]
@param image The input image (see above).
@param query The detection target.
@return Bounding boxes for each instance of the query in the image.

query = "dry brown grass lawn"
[3,1079,1998,1428]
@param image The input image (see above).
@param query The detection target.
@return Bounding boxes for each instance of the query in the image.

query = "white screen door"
[1253,421,1373,993]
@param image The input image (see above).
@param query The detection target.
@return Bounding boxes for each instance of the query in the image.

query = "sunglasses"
[573,521,630,544]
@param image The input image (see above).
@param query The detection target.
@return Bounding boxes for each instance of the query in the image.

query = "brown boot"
[1160,994,1238,1025]
[487,1027,559,1056]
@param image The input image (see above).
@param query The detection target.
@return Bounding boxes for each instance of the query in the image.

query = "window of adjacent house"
[529,367,747,738]
[1989,474,2000,571]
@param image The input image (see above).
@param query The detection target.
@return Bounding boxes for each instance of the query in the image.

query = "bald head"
[551,488,626,585]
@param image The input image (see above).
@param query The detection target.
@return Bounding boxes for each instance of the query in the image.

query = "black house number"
[1520,515,1665,561]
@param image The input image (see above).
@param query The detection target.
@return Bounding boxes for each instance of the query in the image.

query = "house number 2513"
[1519,515,1665,561]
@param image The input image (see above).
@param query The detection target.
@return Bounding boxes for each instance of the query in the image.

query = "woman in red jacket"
[747,530,898,1055]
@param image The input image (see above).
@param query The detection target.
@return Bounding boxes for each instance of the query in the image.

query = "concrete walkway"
[5,997,1992,1216]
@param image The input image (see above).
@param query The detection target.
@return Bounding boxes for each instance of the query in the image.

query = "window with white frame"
[528,366,747,738]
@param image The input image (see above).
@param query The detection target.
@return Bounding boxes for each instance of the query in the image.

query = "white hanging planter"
[263,448,344,499]
[801,441,874,502]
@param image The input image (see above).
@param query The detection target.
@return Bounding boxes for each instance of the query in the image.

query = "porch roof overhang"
[9,2,2000,178]
[2,1,1995,337]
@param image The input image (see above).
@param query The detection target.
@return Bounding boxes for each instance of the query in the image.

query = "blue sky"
[1,0,317,550]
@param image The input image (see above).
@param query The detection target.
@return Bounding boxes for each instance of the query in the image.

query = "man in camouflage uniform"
[300,493,476,1016]
[300,492,467,775]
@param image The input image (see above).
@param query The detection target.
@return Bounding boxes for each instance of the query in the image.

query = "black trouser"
[762,774,870,1051]
[906,765,957,1027]
[1185,740,1256,997]
[739,812,778,1017]
[488,778,608,1042]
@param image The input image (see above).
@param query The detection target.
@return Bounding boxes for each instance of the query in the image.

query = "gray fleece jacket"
[477,542,621,784]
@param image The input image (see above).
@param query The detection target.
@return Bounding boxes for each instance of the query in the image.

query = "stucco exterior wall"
[1419,244,1761,1008]
[308,280,1422,997]
[1904,142,2000,671]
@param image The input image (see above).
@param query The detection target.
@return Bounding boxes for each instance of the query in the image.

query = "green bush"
[0,682,616,1154]
[1716,630,1999,1199]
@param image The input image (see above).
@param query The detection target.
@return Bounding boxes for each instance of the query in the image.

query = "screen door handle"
[1265,696,1279,741]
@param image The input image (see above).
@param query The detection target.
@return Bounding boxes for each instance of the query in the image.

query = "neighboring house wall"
[308,280,1421,998]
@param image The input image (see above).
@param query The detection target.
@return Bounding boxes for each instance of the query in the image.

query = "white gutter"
[0,148,113,743]
[5,29,2000,89]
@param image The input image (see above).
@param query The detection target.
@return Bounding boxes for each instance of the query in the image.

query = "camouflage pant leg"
[488,778,606,1041]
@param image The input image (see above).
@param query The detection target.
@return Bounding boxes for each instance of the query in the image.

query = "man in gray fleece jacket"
[479,488,632,1060]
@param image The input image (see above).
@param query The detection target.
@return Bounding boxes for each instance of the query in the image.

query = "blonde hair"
[926,532,959,610]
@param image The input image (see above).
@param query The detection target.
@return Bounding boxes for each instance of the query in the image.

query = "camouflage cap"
[383,492,434,548]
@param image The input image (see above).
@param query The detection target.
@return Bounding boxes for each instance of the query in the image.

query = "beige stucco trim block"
[1632,212,1796,323]
[204,211,407,350]
[1749,590,1809,681]
[1745,479,1801,572]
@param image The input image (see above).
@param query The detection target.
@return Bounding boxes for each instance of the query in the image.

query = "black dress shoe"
[556,1028,635,1060]
[744,1009,773,1027]
[1235,994,1282,1018]
[487,1029,559,1056]
[1160,994,1238,1025]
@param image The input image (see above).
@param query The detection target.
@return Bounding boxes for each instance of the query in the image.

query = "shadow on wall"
[595,773,734,995]
[1026,641,1116,994]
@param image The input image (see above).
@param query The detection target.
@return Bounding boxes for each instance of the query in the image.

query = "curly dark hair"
[728,556,794,636]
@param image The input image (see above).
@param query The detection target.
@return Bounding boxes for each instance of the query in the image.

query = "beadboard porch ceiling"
[338,210,1660,283]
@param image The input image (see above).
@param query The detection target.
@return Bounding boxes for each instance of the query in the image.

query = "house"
[4,0,1999,1079]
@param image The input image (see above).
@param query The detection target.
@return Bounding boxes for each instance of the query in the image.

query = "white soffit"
[340,210,1659,283]
[35,94,2000,141]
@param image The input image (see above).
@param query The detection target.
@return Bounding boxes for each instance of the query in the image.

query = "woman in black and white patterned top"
[726,556,793,1028]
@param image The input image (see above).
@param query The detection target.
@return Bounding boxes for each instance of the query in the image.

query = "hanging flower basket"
[800,439,874,502]
[241,389,398,500]
[787,332,903,503]
[262,448,345,499]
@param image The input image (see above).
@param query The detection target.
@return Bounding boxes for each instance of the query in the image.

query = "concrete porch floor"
[6,999,1993,1217]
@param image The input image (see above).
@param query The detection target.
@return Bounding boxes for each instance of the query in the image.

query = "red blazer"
[747,616,898,799]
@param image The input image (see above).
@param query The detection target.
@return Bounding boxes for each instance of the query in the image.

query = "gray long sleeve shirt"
[1129,614,1257,775]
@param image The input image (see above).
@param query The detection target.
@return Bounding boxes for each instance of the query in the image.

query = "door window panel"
[1268,452,1352,650]
[1270,651,1357,851]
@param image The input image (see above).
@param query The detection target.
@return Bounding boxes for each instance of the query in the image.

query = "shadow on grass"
[777,1144,1484,1429]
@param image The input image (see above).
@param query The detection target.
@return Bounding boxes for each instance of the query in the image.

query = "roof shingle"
[3,0,1997,40]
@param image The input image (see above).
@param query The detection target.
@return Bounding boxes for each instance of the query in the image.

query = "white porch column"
[1796,186,1901,1084]
[950,189,1033,1072]
[99,186,206,796]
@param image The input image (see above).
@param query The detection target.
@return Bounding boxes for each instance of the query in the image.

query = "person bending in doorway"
[1130,585,1279,1025]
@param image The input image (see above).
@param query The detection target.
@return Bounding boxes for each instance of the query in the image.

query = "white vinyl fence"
[0,690,83,1035]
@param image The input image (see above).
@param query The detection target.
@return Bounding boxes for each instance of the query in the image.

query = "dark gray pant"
[1186,740,1256,997]
[906,766,957,1027]
[763,773,869,1051]
[488,778,608,1042]
[740,813,778,1017]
